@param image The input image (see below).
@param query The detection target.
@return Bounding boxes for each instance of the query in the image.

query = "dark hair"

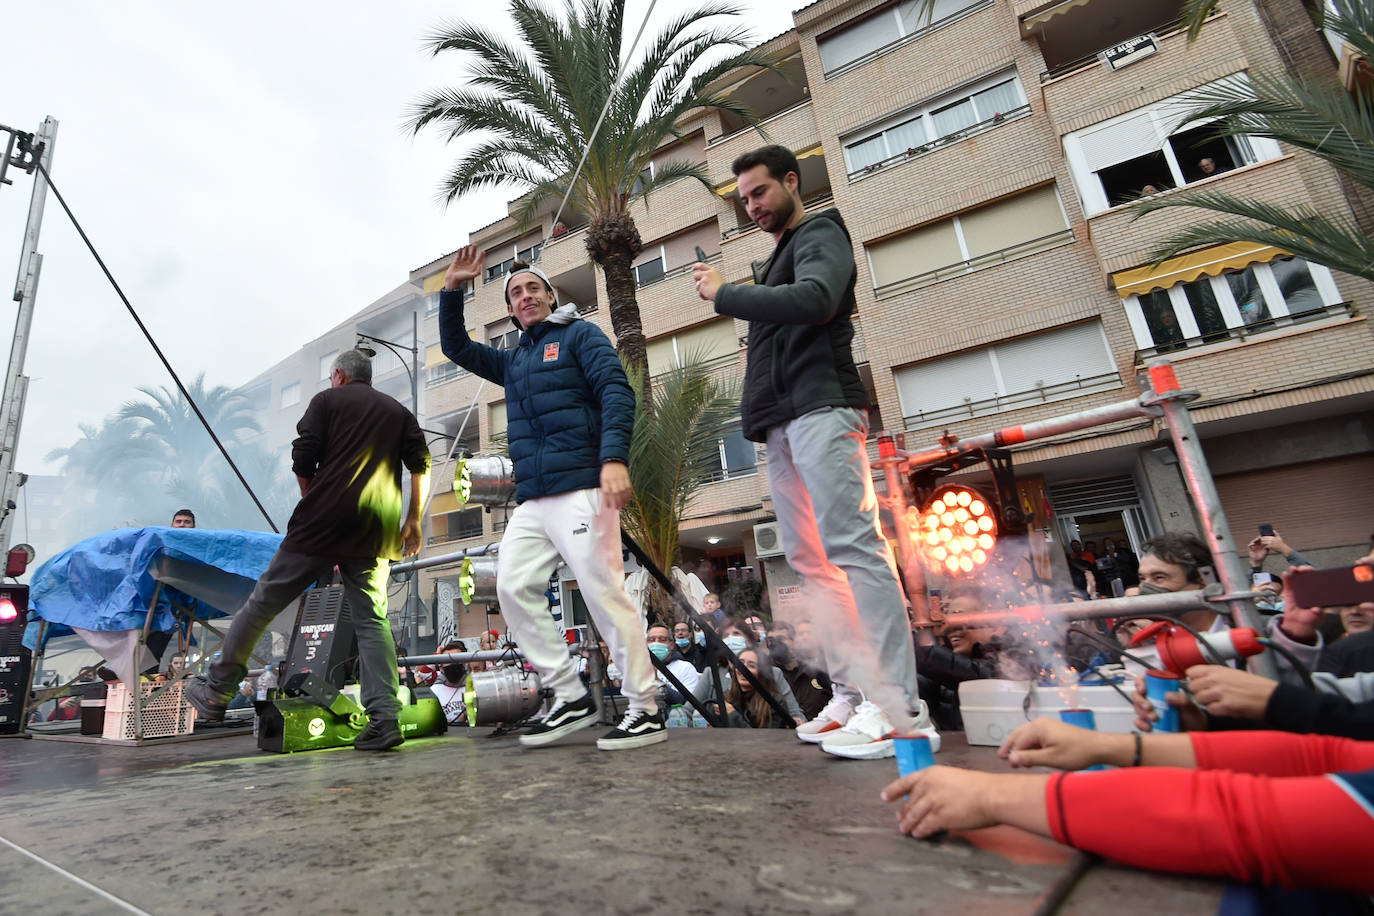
[173,509,195,523]
[723,646,775,727]
[731,144,800,183]
[504,259,555,304]
[1140,532,1212,585]
[647,622,671,636]
[766,619,795,639]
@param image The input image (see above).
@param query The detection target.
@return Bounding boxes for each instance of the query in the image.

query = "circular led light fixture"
[908,484,998,577]
[454,454,516,506]
[459,556,501,605]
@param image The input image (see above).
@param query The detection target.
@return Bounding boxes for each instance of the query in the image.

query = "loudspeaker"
[284,585,356,688]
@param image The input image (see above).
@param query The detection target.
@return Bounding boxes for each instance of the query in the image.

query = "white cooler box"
[958,678,1136,746]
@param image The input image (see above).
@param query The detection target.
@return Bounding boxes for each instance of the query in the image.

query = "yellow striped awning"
[716,144,825,196]
[1112,242,1288,298]
[1021,0,1097,31]
[422,272,447,294]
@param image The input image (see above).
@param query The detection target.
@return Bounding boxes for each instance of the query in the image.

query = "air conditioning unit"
[753,522,786,558]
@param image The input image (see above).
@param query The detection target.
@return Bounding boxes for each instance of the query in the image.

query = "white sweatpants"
[496,487,657,712]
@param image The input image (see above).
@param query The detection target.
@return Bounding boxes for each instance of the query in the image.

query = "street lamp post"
[354,312,424,655]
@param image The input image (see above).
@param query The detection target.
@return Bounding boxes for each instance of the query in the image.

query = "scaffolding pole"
[898,357,1278,680]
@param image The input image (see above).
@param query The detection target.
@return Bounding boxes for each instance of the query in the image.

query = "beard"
[757,193,796,232]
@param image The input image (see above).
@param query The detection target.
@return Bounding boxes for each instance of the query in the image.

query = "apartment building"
[242,0,1373,641]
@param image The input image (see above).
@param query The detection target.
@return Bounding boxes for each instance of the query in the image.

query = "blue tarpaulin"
[23,527,282,648]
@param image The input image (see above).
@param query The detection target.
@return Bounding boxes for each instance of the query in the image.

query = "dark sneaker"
[519,693,597,748]
[186,680,232,722]
[354,718,404,751]
[596,708,667,751]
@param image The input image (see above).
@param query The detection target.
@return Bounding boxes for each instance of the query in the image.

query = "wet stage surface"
[0,727,1221,915]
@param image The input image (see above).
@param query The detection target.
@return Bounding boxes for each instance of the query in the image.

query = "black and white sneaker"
[596,708,667,751]
[519,693,598,748]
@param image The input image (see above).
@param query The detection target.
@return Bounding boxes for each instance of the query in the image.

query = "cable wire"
[29,154,279,532]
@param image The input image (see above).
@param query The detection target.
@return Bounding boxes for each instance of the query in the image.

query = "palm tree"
[407,0,781,384]
[47,375,273,537]
[620,353,741,626]
[1131,0,1374,277]
[116,374,261,487]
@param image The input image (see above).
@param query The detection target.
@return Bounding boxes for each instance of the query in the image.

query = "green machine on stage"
[256,672,446,753]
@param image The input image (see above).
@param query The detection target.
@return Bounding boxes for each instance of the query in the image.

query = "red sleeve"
[1190,731,1374,776]
[1045,768,1374,892]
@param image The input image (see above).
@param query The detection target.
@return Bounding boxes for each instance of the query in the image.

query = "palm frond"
[1132,189,1374,280]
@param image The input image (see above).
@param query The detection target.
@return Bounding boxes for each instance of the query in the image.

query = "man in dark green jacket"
[693,144,937,761]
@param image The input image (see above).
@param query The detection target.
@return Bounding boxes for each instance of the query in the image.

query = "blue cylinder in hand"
[1146,670,1183,733]
[1058,708,1096,730]
[894,735,935,777]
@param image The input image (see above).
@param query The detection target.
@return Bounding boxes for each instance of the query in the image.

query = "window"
[488,401,507,440]
[842,72,1026,174]
[488,328,520,350]
[633,256,665,286]
[280,382,300,409]
[1063,80,1281,214]
[866,184,1070,292]
[1121,256,1342,353]
[819,0,987,74]
[895,321,1120,427]
[319,352,337,381]
[486,257,515,281]
[427,362,463,387]
[707,425,757,482]
[645,318,738,377]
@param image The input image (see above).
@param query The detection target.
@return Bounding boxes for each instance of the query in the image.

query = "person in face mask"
[768,620,832,720]
[719,618,806,724]
[1126,532,1322,685]
[430,639,469,725]
[646,624,700,710]
[672,620,707,671]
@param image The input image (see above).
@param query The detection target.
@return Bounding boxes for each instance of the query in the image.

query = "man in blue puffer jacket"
[439,248,664,751]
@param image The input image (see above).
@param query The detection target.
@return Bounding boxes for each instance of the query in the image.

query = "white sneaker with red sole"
[820,700,941,760]
[795,694,854,744]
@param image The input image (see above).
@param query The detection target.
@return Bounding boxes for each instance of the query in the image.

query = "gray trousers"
[766,406,920,718]
[208,548,401,720]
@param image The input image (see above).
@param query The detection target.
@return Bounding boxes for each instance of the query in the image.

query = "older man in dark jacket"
[188,349,430,751]
[439,250,662,751]
[693,144,937,762]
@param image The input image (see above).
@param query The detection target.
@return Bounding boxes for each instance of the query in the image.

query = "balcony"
[1087,156,1305,272]
[706,101,820,182]
[1039,13,1246,134]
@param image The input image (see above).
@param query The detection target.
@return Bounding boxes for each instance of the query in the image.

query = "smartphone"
[1252,572,1273,586]
[1258,524,1275,537]
[1289,565,1374,608]
[694,245,709,263]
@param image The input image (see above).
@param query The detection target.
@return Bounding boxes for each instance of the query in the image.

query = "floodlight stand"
[900,358,1276,680]
[0,117,56,553]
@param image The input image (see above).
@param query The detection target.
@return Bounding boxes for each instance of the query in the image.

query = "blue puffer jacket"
[439,291,635,503]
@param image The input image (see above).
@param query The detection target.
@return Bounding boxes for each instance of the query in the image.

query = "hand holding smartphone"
[1288,565,1374,608]
[1258,523,1275,538]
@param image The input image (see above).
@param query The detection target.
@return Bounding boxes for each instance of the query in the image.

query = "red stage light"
[910,485,998,576]
[0,598,17,624]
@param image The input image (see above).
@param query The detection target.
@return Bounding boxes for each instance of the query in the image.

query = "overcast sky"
[0,0,800,474]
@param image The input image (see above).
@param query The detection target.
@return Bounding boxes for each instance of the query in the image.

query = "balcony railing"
[1132,302,1355,362]
[846,105,1032,181]
[875,228,1075,297]
[708,99,813,147]
[903,370,1122,428]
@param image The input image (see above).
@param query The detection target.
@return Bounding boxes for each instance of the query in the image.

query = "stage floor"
[0,726,1221,915]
